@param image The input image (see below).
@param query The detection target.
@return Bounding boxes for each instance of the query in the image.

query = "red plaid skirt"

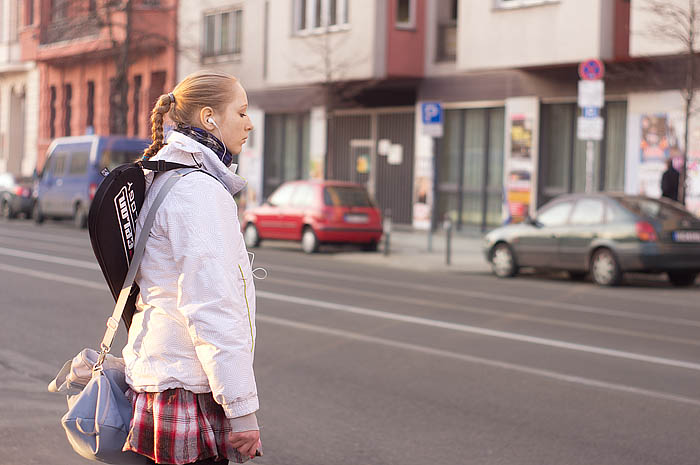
[123,388,249,465]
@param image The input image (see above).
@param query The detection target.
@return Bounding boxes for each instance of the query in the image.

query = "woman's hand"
[229,430,261,459]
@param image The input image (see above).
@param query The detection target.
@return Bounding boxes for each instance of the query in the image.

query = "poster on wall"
[412,136,433,230]
[504,115,534,224]
[638,113,683,199]
[685,120,700,216]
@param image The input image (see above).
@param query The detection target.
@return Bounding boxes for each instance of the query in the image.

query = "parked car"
[33,136,149,228]
[483,193,700,286]
[0,173,34,219]
[242,180,383,253]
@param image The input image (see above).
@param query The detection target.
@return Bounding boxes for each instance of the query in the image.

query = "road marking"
[257,314,700,408]
[3,248,700,370]
[0,263,106,291]
[257,290,700,372]
[0,247,100,270]
[264,277,700,347]
[0,226,88,247]
[269,264,700,328]
[5,261,700,405]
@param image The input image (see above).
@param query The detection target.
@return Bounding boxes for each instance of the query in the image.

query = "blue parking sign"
[422,102,442,124]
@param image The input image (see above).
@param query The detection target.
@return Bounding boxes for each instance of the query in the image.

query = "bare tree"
[643,0,700,204]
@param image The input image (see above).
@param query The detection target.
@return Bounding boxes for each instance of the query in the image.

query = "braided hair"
[141,70,239,160]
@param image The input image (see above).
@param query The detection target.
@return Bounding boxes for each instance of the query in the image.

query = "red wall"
[385,0,426,78]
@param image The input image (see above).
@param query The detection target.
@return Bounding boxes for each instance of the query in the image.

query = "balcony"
[40,15,100,45]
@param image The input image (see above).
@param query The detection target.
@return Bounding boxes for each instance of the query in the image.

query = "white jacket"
[122,131,258,422]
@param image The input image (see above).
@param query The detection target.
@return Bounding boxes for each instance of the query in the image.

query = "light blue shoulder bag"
[49,168,198,464]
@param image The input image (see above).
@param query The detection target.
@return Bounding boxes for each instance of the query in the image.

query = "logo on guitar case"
[114,182,138,263]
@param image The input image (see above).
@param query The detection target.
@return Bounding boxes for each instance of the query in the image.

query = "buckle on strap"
[157,159,167,171]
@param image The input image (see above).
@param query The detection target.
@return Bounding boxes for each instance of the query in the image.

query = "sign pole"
[585,140,594,193]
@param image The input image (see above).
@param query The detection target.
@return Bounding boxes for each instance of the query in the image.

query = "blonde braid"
[142,94,174,160]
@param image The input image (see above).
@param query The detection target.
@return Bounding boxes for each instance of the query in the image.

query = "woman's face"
[211,81,254,155]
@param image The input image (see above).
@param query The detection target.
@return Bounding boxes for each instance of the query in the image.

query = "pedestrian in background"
[661,157,680,202]
[121,70,261,464]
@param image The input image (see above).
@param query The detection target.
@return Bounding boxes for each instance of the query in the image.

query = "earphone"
[206,117,227,156]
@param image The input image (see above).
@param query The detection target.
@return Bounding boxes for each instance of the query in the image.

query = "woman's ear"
[199,107,216,130]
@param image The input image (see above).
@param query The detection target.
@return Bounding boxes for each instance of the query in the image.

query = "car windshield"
[616,197,696,221]
[99,150,143,171]
[324,186,372,207]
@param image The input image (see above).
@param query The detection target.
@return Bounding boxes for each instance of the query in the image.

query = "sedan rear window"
[324,186,373,207]
[617,198,696,221]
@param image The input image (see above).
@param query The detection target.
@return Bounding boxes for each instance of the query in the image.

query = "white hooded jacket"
[122,131,258,425]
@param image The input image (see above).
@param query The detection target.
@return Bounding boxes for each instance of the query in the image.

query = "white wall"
[177,0,265,90]
[265,0,380,86]
[630,0,697,57]
[458,0,610,71]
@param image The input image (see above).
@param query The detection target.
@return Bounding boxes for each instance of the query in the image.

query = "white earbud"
[207,117,218,127]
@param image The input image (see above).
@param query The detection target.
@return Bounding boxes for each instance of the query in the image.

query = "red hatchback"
[242,180,383,253]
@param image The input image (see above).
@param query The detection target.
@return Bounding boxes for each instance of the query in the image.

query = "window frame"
[294,0,350,35]
[202,7,243,60]
[395,0,416,30]
[493,0,560,10]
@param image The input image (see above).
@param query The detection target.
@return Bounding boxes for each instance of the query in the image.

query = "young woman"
[121,70,260,464]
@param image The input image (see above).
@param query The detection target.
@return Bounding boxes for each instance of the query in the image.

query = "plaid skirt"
[123,388,250,465]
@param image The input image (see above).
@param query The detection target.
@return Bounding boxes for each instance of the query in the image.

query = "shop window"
[438,107,505,231]
[396,0,415,29]
[86,81,95,131]
[294,0,349,33]
[49,86,56,138]
[263,113,311,199]
[202,8,242,57]
[63,84,72,137]
[133,75,142,137]
[539,101,627,206]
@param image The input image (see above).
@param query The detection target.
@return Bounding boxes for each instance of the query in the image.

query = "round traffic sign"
[578,59,605,80]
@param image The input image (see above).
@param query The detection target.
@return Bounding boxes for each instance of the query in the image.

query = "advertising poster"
[684,120,700,216]
[638,113,683,199]
[505,115,534,223]
[412,135,433,230]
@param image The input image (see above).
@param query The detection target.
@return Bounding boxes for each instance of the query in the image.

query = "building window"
[437,107,505,231]
[63,84,72,136]
[49,86,56,138]
[295,0,349,33]
[26,0,34,26]
[263,113,311,199]
[133,75,142,137]
[86,81,95,131]
[494,0,559,9]
[202,9,243,57]
[396,0,415,29]
[436,0,458,62]
[149,71,166,111]
[50,0,68,21]
[538,101,627,206]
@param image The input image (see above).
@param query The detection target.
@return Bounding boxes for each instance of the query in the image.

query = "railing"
[40,15,101,45]
[436,22,457,63]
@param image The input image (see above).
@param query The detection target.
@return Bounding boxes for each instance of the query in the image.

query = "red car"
[242,180,383,253]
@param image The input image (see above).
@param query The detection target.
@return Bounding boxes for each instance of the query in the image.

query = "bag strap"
[139,160,195,172]
[94,167,200,370]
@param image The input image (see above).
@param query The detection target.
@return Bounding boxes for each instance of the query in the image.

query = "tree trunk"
[112,0,133,135]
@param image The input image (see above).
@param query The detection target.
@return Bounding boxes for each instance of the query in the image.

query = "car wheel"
[33,201,44,224]
[1,200,15,219]
[244,223,261,248]
[667,271,698,287]
[74,203,88,229]
[301,227,319,254]
[362,240,379,252]
[491,243,518,278]
[590,248,622,286]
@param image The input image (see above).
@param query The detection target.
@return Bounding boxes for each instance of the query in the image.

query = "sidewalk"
[331,227,492,274]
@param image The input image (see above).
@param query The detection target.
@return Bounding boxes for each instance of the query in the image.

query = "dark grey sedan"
[483,193,700,286]
[0,173,34,219]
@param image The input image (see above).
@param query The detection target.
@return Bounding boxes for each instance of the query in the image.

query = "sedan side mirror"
[525,215,540,227]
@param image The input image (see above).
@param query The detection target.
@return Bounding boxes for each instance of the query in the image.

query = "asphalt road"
[1,218,699,465]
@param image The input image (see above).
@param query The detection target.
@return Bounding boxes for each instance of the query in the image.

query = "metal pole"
[444,216,452,266]
[429,136,440,252]
[585,140,594,193]
[383,208,392,257]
